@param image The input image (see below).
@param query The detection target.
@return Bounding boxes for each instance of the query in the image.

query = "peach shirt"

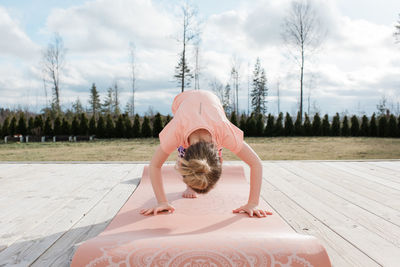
[159,90,244,155]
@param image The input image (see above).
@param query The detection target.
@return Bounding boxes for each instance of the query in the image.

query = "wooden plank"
[262,162,400,266]
[300,161,400,210]
[30,165,144,267]
[0,164,140,266]
[363,162,400,181]
[231,162,380,267]
[273,162,400,247]
[0,164,106,245]
[324,161,400,190]
[282,161,400,227]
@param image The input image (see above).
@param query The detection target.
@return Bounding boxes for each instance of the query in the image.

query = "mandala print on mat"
[86,235,314,267]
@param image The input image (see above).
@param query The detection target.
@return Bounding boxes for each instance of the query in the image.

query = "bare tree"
[281,0,325,122]
[194,42,200,90]
[394,13,400,43]
[174,0,200,92]
[276,79,281,115]
[209,78,231,115]
[41,32,66,117]
[113,81,121,116]
[126,42,137,116]
[230,55,241,114]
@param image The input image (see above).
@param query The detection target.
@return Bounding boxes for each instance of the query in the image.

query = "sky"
[0,0,400,118]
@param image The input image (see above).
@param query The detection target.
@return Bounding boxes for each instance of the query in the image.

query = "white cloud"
[0,6,40,59]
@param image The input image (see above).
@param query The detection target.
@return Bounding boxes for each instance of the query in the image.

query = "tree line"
[1,110,399,141]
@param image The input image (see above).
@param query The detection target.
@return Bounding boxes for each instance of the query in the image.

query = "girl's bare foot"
[182,186,197,198]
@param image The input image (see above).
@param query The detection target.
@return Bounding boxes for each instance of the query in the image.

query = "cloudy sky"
[1,0,400,118]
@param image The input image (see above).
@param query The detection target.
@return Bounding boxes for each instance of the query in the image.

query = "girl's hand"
[140,202,175,216]
[233,203,273,218]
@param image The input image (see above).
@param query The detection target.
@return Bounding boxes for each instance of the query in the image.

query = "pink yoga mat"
[70,165,332,266]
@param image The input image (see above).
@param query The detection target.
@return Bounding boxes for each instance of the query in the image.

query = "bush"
[350,115,360,136]
[388,114,398,137]
[265,113,275,137]
[303,113,312,136]
[17,113,27,136]
[294,111,303,136]
[141,116,152,137]
[96,115,105,138]
[284,112,294,136]
[321,114,330,136]
[341,116,350,136]
[378,115,388,137]
[360,115,369,136]
[311,113,322,136]
[369,113,378,137]
[53,116,62,135]
[132,114,141,138]
[153,112,163,138]
[255,113,265,137]
[331,113,340,136]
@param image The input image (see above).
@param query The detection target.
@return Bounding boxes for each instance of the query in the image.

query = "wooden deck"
[0,160,399,266]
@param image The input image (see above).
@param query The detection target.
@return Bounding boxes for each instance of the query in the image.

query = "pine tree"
[17,113,27,136]
[9,116,17,136]
[2,117,10,137]
[341,116,350,136]
[251,57,268,116]
[141,116,152,137]
[96,115,105,138]
[294,111,303,136]
[105,114,115,138]
[360,115,369,136]
[397,115,400,138]
[53,116,62,135]
[255,113,264,137]
[245,113,256,137]
[378,115,388,137]
[165,114,172,125]
[102,87,113,115]
[88,83,101,119]
[331,113,340,136]
[27,117,34,135]
[71,115,80,136]
[153,112,163,138]
[350,115,360,136]
[0,121,2,138]
[265,114,275,137]
[72,97,84,114]
[274,112,284,136]
[61,117,71,135]
[174,52,193,91]
[284,112,294,136]
[44,117,53,136]
[311,113,322,136]
[79,113,89,136]
[132,114,141,138]
[230,111,238,126]
[113,82,121,116]
[303,113,312,136]
[388,114,398,137]
[369,113,378,137]
[239,114,247,136]
[321,114,330,136]
[89,115,96,136]
[124,113,132,138]
[115,114,125,138]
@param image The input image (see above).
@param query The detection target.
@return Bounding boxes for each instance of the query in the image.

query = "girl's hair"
[174,140,222,194]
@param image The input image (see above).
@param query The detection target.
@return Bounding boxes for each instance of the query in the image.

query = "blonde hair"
[174,140,222,194]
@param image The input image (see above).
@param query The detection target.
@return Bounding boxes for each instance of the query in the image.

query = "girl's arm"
[148,144,171,204]
[235,141,263,205]
[233,141,273,217]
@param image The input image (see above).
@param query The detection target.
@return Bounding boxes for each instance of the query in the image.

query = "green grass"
[0,137,399,161]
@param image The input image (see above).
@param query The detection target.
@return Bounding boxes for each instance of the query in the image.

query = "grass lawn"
[0,137,399,161]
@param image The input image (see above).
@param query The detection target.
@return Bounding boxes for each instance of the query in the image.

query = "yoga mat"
[70,165,332,267]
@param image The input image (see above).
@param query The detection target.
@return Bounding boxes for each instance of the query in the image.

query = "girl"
[140,89,273,218]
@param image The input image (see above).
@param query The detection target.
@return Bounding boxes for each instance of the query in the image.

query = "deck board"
[0,161,399,266]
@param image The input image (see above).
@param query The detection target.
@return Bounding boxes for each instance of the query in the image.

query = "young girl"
[140,89,273,218]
